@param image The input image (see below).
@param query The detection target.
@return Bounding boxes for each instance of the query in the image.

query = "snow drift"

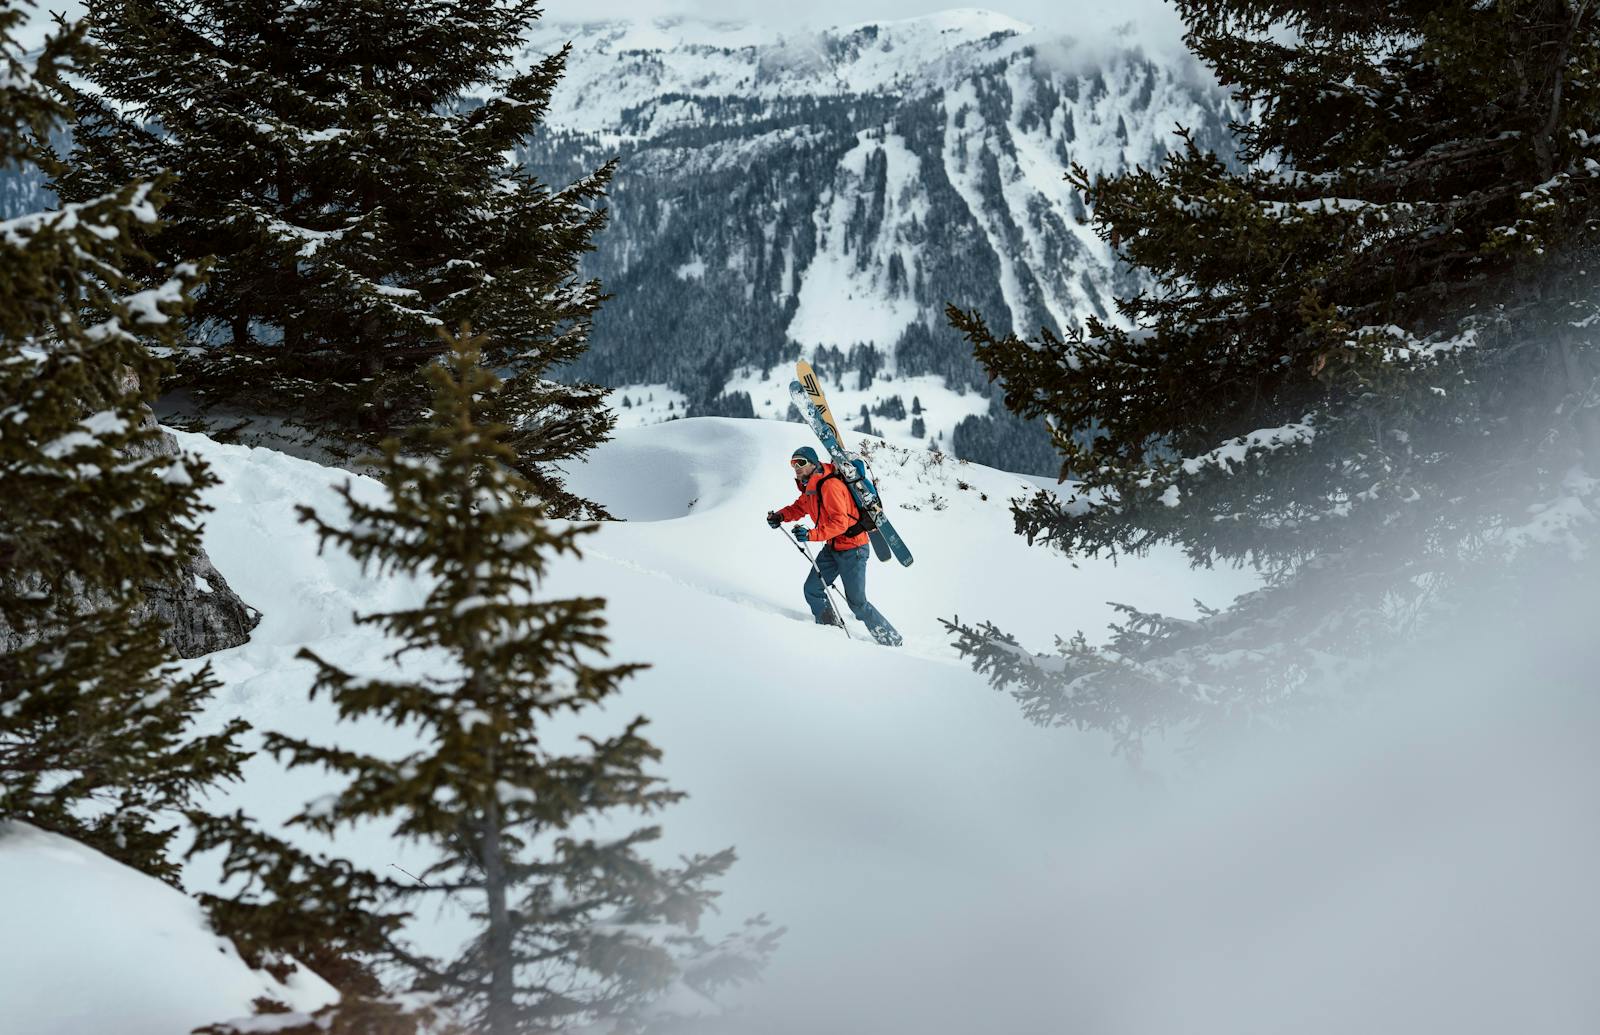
[5,416,1596,1034]
[0,823,336,1035]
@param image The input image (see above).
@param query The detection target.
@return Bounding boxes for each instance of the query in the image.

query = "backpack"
[816,470,876,540]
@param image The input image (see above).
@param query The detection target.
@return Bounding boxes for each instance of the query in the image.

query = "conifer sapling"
[253,326,774,1033]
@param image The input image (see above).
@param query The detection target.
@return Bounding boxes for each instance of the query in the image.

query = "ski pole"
[774,524,852,640]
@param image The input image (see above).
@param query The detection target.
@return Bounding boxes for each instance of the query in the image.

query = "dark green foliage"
[0,0,246,881]
[688,390,756,419]
[950,406,1061,477]
[524,88,1031,397]
[894,320,992,391]
[520,94,888,393]
[238,329,774,1032]
[850,342,883,389]
[59,0,616,513]
[187,809,403,999]
[948,0,1600,745]
[871,395,906,421]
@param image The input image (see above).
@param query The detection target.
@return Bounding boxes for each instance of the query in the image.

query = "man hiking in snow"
[766,446,902,646]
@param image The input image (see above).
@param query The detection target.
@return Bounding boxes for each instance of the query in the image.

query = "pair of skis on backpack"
[790,360,914,568]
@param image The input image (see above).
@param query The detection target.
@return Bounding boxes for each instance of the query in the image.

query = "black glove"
[766,511,782,528]
[791,525,811,544]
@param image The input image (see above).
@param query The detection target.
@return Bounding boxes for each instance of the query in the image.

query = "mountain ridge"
[514,11,1233,470]
[0,9,1234,474]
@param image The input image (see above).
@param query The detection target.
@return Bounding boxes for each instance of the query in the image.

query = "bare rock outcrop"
[124,399,261,659]
[2,390,260,661]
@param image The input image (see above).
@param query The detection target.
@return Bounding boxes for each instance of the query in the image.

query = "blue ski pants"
[803,543,901,645]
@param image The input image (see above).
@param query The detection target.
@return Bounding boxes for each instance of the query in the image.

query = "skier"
[766,446,902,646]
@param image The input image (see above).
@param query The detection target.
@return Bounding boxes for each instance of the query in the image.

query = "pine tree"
[0,0,247,880]
[948,1,1600,747]
[186,809,406,1008]
[241,328,773,1033]
[58,0,616,514]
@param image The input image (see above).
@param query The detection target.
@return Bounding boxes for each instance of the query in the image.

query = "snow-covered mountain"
[0,9,1231,474]
[516,11,1233,469]
[7,419,1598,1033]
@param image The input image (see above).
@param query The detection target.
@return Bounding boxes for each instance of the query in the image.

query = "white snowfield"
[0,823,336,1035]
[5,417,1598,1034]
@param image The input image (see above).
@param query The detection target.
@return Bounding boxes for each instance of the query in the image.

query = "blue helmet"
[791,445,823,467]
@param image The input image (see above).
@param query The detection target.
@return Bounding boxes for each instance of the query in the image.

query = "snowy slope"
[0,823,336,1035]
[0,9,1230,472]
[0,10,1232,471]
[161,417,1253,1032]
[13,419,1597,1033]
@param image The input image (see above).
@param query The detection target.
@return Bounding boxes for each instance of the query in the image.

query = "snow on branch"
[1177,419,1317,476]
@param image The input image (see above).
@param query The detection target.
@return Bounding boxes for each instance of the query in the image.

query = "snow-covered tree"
[948,1,1600,749]
[243,328,773,1033]
[59,0,615,513]
[0,0,246,881]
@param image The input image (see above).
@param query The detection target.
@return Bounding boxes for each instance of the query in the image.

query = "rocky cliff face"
[123,408,261,659]
[511,11,1233,469]
[138,547,260,660]
[0,382,259,662]
[0,540,259,662]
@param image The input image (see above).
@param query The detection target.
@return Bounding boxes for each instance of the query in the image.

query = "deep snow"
[123,416,1253,1032]
[0,823,336,1035]
[7,417,1599,1034]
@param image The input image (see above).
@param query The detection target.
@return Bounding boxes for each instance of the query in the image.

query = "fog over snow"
[7,2,1597,1029]
[6,416,1597,1033]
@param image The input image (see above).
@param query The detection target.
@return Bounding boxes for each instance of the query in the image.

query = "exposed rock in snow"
[125,409,261,658]
[0,403,260,661]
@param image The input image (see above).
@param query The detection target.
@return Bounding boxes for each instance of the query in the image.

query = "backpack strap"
[817,470,875,540]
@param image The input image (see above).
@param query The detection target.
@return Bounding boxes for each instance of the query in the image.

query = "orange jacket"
[776,464,871,550]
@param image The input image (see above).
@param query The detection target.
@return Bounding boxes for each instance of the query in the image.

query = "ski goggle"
[790,457,813,468]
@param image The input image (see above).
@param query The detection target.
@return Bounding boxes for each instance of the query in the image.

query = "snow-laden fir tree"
[218,328,773,1034]
[0,0,246,880]
[58,0,615,514]
[948,0,1600,749]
